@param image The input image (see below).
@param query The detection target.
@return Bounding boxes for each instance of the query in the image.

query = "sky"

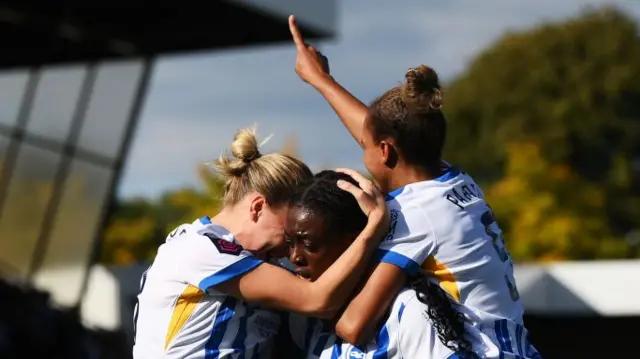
[117,0,640,199]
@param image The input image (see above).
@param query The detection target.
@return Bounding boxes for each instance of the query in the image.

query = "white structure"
[515,260,640,316]
[0,0,336,311]
[78,260,640,343]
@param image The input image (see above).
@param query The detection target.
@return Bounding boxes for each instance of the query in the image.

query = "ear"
[249,195,266,223]
[378,140,398,168]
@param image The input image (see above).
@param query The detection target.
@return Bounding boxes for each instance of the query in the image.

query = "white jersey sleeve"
[375,202,436,275]
[176,222,263,293]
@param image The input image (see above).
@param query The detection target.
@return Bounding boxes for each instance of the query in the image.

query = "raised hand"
[289,15,331,85]
[335,168,390,243]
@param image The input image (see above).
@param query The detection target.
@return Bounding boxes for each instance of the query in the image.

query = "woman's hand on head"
[289,15,332,86]
[335,168,390,242]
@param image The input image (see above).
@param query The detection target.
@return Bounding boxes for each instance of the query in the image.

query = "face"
[361,116,392,193]
[242,195,289,260]
[285,206,352,281]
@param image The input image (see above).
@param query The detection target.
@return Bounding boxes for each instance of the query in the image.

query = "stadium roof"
[515,260,640,316]
[0,0,336,69]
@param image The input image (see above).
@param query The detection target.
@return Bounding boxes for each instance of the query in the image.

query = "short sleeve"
[180,232,263,292]
[374,205,435,275]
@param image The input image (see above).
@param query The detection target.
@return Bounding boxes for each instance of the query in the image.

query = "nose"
[289,245,306,266]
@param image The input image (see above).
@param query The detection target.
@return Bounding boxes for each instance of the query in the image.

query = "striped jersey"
[132,217,280,359]
[283,288,501,359]
[374,164,541,358]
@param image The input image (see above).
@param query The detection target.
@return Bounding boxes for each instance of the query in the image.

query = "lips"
[294,268,312,280]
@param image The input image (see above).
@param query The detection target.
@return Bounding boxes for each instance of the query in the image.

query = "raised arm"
[289,15,368,145]
[217,172,389,319]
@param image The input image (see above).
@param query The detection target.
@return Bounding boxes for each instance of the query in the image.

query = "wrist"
[310,73,337,92]
[356,223,385,250]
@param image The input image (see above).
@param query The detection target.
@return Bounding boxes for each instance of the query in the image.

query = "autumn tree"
[444,7,640,260]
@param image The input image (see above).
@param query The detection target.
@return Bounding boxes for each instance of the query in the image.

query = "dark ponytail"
[409,274,478,359]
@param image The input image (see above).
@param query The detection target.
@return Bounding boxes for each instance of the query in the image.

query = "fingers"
[336,180,369,214]
[288,15,305,49]
[335,168,374,192]
[321,53,330,73]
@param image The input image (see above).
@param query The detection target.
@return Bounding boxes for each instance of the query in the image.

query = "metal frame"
[0,58,154,308]
[26,63,98,279]
[0,69,41,222]
[77,57,155,305]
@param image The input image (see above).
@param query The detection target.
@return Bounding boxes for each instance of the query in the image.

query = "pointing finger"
[288,15,305,49]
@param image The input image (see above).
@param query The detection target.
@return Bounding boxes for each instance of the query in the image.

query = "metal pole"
[76,56,155,307]
[0,69,41,225]
[26,63,98,279]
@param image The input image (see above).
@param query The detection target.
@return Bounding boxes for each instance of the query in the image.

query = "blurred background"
[0,0,639,358]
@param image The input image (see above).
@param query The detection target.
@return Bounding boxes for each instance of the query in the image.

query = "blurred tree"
[444,6,640,259]
[280,135,300,158]
[100,198,159,265]
[486,142,627,260]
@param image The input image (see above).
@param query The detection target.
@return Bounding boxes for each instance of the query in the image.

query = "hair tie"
[242,151,261,162]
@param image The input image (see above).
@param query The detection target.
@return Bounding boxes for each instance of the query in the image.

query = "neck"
[211,208,251,248]
[388,162,443,190]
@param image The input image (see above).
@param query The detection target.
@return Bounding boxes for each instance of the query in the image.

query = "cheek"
[311,246,348,277]
[258,215,286,245]
[363,148,375,170]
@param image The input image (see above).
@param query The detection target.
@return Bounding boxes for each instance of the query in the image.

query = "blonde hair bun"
[217,127,261,178]
[212,126,313,207]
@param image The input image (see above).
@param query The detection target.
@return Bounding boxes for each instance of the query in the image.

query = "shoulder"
[202,233,245,256]
[168,222,255,267]
[383,203,435,243]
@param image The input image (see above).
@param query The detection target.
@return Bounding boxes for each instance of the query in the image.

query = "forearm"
[312,76,369,145]
[311,231,379,318]
[334,263,407,345]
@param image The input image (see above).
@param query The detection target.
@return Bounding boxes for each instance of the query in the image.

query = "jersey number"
[132,269,149,344]
[480,209,520,301]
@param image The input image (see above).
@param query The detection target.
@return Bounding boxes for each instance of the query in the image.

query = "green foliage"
[444,6,640,260]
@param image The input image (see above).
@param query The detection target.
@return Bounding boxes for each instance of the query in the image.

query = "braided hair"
[410,276,477,358]
[289,170,476,357]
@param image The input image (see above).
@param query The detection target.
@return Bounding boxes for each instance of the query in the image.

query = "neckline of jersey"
[385,165,461,201]
[196,216,237,243]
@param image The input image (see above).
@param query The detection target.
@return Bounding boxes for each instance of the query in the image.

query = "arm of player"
[218,172,390,319]
[334,262,406,346]
[288,15,368,145]
[218,222,380,319]
[334,206,435,345]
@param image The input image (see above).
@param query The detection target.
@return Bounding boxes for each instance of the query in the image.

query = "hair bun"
[403,65,443,110]
[231,127,261,163]
[216,127,262,178]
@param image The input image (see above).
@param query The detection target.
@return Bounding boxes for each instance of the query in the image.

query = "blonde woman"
[132,127,389,359]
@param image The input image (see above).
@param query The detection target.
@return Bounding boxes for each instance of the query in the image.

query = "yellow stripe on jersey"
[165,284,205,349]
[422,256,460,302]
